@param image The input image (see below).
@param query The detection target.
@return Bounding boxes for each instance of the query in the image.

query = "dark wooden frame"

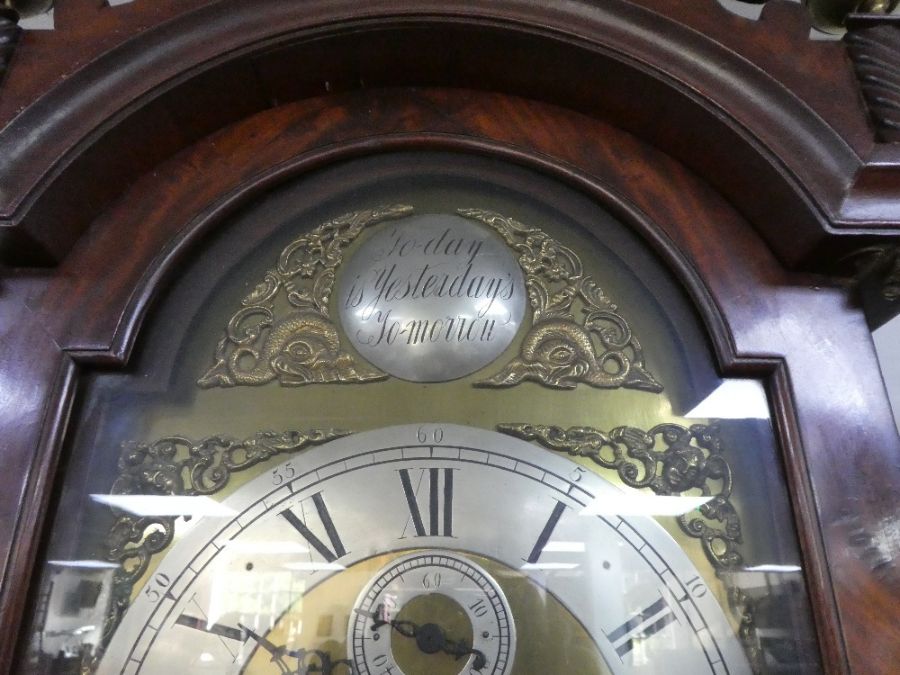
[1,3,899,674]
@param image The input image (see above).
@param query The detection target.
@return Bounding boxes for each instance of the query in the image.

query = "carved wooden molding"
[0,0,865,269]
[846,20,900,142]
[720,0,898,32]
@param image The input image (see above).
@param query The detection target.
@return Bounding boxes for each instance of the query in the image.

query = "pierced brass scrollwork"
[198,204,661,392]
[101,429,349,643]
[460,209,663,393]
[497,422,742,570]
[729,587,765,675]
[198,205,413,388]
[199,204,661,392]
[847,244,900,302]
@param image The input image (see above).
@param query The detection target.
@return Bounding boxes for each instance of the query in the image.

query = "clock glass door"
[21,152,822,674]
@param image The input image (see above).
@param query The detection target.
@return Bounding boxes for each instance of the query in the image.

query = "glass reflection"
[90,495,236,517]
[684,379,770,420]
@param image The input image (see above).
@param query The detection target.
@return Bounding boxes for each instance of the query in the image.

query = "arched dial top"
[97,425,751,675]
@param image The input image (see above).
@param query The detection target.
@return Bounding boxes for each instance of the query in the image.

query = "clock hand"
[400,621,487,670]
[439,637,487,671]
[238,623,292,674]
[281,647,357,675]
[240,625,356,675]
[354,606,487,670]
[352,605,415,636]
[238,623,284,655]
[352,606,389,630]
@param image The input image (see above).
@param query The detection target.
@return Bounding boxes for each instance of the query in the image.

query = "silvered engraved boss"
[337,213,526,381]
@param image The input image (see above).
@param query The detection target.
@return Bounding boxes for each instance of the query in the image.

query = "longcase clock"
[1,2,899,675]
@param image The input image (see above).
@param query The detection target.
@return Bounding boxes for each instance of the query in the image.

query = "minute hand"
[433,633,487,671]
[238,623,291,674]
[355,607,487,670]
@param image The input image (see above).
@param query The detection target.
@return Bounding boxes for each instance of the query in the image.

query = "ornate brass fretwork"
[845,21,900,143]
[497,422,742,569]
[460,209,662,393]
[198,205,413,388]
[101,428,349,642]
[200,204,661,393]
[847,244,900,301]
[729,587,764,675]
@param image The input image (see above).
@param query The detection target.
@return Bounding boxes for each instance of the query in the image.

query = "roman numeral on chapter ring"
[525,500,568,564]
[280,492,347,562]
[399,467,454,537]
[606,596,678,658]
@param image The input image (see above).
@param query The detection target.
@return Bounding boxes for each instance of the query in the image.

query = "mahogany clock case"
[1,3,899,675]
[16,125,824,675]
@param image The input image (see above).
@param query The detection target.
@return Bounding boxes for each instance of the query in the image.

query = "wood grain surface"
[0,1,895,271]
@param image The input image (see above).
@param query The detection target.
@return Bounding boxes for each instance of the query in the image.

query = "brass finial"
[806,0,898,32]
[2,0,52,20]
[857,0,898,11]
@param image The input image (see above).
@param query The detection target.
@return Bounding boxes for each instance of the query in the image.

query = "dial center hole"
[393,592,474,675]
[416,622,445,653]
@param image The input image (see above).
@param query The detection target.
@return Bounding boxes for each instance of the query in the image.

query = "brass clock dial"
[96,425,750,675]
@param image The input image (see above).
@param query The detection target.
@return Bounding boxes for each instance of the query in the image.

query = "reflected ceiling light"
[282,562,346,571]
[580,494,712,517]
[48,559,119,569]
[743,564,802,573]
[221,540,309,554]
[90,494,235,517]
[685,379,770,419]
[542,541,586,553]
[521,562,580,570]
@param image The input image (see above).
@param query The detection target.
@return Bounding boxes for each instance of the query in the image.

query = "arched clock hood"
[1,3,899,674]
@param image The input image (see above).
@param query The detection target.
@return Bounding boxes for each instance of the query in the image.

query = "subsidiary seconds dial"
[350,551,515,675]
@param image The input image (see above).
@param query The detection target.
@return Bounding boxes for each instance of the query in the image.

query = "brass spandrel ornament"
[98,428,349,657]
[497,422,742,570]
[197,205,413,388]
[200,203,662,392]
[458,209,662,392]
